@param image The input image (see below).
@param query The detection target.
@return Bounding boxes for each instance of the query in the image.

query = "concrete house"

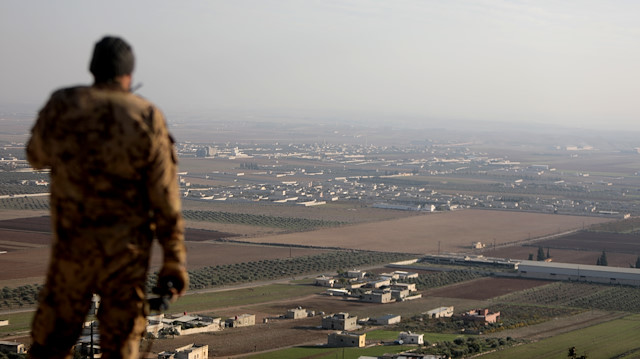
[390,288,410,301]
[367,278,392,288]
[461,309,500,323]
[225,314,255,328]
[361,289,393,304]
[322,313,358,331]
[346,270,366,279]
[286,307,308,319]
[390,283,417,292]
[374,314,401,325]
[161,315,223,335]
[327,332,366,348]
[398,331,424,345]
[314,276,336,287]
[0,341,26,354]
[158,344,208,359]
[424,306,454,319]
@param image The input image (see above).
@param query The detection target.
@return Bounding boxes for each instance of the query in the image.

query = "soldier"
[26,36,188,359]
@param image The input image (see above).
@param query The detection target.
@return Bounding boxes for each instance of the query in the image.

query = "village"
[54,268,503,359]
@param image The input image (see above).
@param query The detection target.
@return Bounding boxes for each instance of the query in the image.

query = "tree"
[546,247,551,259]
[597,251,608,266]
[528,253,534,260]
[568,346,588,359]
[635,256,640,268]
[537,246,546,261]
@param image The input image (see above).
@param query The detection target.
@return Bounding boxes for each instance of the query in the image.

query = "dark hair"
[89,36,135,83]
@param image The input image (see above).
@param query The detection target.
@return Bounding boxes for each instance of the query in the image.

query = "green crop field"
[478,314,640,359]
[162,283,320,315]
[182,210,344,231]
[0,311,35,335]
[495,282,640,313]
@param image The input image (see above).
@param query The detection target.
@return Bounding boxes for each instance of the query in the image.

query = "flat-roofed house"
[398,331,424,345]
[158,344,208,359]
[424,306,454,319]
[327,332,366,348]
[286,307,308,319]
[322,312,358,331]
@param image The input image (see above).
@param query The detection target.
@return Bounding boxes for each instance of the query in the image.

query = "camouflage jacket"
[27,84,185,266]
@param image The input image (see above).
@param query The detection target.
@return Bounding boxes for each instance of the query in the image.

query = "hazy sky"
[1,1,639,131]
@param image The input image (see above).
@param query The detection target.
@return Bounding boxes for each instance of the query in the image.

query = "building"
[424,306,454,319]
[286,307,309,319]
[461,309,500,323]
[361,289,394,304]
[322,313,358,331]
[158,314,223,335]
[373,314,401,325]
[0,341,26,354]
[225,314,255,328]
[158,344,208,359]
[398,331,424,345]
[390,283,417,292]
[327,332,366,348]
[346,270,366,279]
[393,271,419,279]
[517,260,640,286]
[314,276,336,287]
[367,278,392,288]
[325,288,350,296]
[390,289,410,301]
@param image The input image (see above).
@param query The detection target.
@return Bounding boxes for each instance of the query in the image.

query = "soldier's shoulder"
[48,85,92,101]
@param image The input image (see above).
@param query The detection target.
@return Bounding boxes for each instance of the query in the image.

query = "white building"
[374,314,401,325]
[517,260,640,286]
[424,306,454,319]
[158,344,208,359]
[398,331,424,345]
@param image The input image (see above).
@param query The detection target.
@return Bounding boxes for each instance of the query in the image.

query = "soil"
[425,277,551,301]
[237,210,611,253]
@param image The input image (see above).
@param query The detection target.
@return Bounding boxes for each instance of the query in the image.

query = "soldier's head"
[89,36,134,89]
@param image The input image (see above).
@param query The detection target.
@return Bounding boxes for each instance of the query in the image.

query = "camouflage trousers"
[29,240,151,359]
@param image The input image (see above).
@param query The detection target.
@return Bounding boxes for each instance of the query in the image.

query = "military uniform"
[27,83,186,359]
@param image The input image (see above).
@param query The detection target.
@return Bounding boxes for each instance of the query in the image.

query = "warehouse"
[517,260,640,286]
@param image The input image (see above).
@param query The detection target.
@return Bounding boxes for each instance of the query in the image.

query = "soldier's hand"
[157,262,188,300]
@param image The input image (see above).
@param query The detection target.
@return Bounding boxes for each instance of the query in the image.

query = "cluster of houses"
[158,344,209,359]
[165,140,640,217]
[146,312,256,338]
[7,136,639,216]
[315,269,422,304]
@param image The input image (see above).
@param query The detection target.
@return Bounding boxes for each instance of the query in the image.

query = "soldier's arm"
[146,107,188,294]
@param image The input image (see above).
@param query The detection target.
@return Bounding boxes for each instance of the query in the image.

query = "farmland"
[495,281,640,313]
[478,314,640,359]
[236,209,611,253]
[4,121,640,357]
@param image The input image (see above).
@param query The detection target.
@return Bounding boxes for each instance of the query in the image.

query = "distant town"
[172,140,639,217]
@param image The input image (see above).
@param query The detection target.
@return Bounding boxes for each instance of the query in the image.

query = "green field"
[478,314,640,358]
[182,210,345,230]
[0,311,34,335]
[161,283,320,316]
[0,283,319,336]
